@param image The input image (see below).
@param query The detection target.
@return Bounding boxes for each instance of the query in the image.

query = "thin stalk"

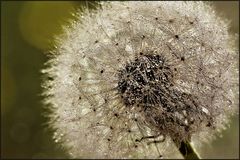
[178,141,200,159]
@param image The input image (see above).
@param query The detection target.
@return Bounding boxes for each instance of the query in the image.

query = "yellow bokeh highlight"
[19,1,77,50]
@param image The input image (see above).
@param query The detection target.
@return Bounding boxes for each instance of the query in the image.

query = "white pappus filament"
[42,1,239,159]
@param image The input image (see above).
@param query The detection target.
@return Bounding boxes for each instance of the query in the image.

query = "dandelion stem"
[179,141,200,159]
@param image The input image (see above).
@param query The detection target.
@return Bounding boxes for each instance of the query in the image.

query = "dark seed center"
[117,53,213,143]
[117,54,174,107]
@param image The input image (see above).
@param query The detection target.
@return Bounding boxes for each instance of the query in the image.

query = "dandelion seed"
[42,1,239,159]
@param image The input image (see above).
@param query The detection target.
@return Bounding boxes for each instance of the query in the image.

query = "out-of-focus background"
[1,1,239,159]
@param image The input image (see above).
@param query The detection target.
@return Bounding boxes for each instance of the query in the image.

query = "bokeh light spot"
[19,1,77,50]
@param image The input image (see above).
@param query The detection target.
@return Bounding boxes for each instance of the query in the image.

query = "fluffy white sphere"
[42,1,238,158]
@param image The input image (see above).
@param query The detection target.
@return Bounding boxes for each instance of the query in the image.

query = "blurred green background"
[1,1,239,159]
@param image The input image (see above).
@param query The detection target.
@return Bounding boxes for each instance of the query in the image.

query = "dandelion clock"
[42,1,239,159]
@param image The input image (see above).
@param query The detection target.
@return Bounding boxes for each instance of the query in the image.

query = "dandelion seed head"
[42,1,239,158]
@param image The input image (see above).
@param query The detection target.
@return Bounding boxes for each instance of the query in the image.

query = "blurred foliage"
[1,1,239,159]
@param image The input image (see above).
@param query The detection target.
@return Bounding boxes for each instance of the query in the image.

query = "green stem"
[179,141,200,159]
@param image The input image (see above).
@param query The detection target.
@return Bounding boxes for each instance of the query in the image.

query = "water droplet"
[183,110,187,116]
[202,107,209,115]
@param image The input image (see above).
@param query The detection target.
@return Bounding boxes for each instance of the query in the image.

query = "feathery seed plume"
[42,1,239,159]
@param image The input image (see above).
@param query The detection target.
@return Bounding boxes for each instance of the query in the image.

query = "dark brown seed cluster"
[118,54,174,106]
[117,53,214,144]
